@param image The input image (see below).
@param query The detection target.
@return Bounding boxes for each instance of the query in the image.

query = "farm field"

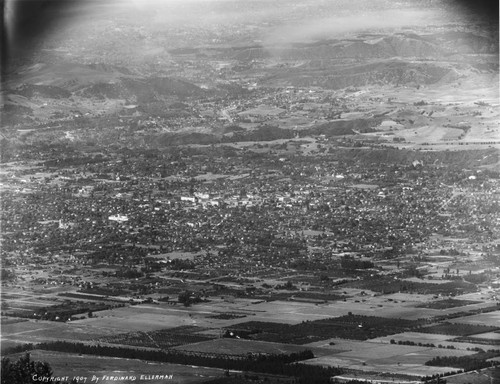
[301,340,476,377]
[468,331,500,340]
[1,318,120,345]
[415,298,482,309]
[51,299,253,331]
[153,251,204,261]
[173,337,337,357]
[418,322,499,337]
[384,125,464,144]
[70,300,321,331]
[374,332,500,351]
[1,320,57,336]
[305,338,375,350]
[7,350,224,384]
[73,304,209,332]
[98,326,217,349]
[1,289,62,310]
[239,297,436,321]
[371,331,500,351]
[8,296,496,352]
[372,332,452,344]
[248,291,499,322]
[239,105,286,117]
[333,341,474,362]
[234,300,348,323]
[446,367,500,384]
[448,311,500,327]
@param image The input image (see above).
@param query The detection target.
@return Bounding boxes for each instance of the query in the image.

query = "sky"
[1,0,499,74]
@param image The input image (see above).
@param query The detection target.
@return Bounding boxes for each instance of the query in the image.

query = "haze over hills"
[1,0,498,145]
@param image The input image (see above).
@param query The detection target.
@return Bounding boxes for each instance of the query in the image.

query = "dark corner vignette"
[1,0,82,79]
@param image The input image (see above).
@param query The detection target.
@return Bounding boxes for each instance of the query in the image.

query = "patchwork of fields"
[3,293,500,382]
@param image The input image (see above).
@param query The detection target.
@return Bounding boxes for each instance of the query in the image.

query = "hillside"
[0,2,497,158]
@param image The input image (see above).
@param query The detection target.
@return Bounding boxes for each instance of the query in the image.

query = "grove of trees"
[2,353,56,384]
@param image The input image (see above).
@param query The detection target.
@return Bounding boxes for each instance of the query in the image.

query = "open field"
[5,350,224,384]
[370,332,500,351]
[1,290,63,312]
[468,331,500,341]
[237,296,496,322]
[99,326,217,349]
[415,298,482,309]
[72,304,207,332]
[418,322,499,337]
[446,367,500,384]
[1,319,120,345]
[173,337,336,357]
[2,319,66,335]
[233,300,350,323]
[448,311,500,327]
[372,332,452,344]
[238,297,429,321]
[301,340,476,377]
[71,300,307,331]
[387,125,464,144]
[239,105,286,117]
[152,251,204,261]
[5,295,497,352]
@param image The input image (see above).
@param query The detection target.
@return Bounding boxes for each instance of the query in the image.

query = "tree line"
[425,352,499,371]
[37,341,342,383]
